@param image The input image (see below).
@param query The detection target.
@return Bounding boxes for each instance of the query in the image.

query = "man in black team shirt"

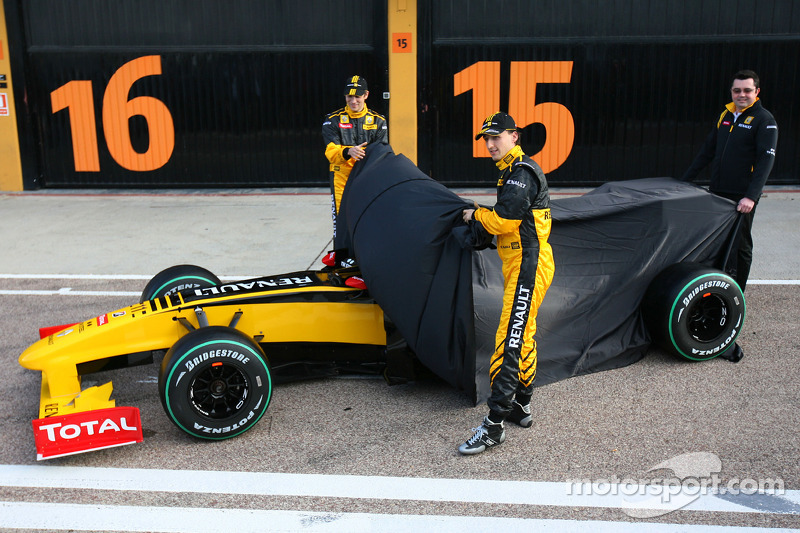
[681,69,778,362]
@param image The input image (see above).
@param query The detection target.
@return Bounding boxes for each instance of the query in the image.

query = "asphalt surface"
[0,185,799,531]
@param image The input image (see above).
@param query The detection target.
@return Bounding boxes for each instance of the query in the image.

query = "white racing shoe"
[458,417,506,455]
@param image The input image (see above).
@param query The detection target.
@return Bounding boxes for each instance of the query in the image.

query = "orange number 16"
[50,55,175,172]
[454,60,574,173]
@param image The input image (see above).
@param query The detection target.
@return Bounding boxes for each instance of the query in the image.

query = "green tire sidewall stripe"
[165,338,272,440]
[667,272,746,361]
[153,275,217,298]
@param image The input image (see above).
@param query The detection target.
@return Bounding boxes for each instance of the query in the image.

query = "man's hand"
[348,142,368,161]
[462,209,475,223]
[737,197,755,214]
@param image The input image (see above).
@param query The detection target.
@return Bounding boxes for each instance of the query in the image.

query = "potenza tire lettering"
[643,263,745,361]
[159,327,272,440]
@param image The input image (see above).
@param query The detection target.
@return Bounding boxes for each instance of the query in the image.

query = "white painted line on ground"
[0,273,153,280]
[0,289,140,296]
[1,465,798,515]
[0,274,259,280]
[1,501,795,533]
[0,274,263,296]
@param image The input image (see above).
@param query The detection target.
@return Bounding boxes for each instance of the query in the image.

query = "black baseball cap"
[475,112,518,140]
[344,75,368,96]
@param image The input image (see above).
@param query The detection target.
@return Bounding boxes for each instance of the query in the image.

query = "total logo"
[32,406,143,460]
[38,417,137,442]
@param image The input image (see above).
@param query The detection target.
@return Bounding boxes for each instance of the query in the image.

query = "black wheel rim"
[687,293,729,343]
[189,363,249,419]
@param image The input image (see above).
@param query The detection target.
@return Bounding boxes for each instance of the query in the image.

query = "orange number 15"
[50,55,175,172]
[454,61,574,173]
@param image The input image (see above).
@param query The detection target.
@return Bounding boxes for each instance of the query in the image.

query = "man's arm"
[744,117,779,202]
[322,115,351,165]
[376,116,389,144]
[473,207,520,236]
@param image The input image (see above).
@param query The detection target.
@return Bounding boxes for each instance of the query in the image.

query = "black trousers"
[714,192,757,292]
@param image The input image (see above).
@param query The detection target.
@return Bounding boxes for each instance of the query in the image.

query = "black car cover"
[338,143,739,404]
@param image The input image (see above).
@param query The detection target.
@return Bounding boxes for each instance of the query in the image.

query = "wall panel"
[418,0,800,186]
[13,0,388,188]
[5,0,799,188]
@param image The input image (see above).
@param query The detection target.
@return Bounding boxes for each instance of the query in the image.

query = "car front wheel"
[159,326,272,439]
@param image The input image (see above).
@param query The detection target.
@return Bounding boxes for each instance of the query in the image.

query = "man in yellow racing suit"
[322,75,388,238]
[459,112,555,455]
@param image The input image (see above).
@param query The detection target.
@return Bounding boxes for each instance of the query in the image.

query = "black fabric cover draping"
[338,144,739,404]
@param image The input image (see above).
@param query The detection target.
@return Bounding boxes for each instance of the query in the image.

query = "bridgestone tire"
[159,326,272,440]
[140,264,221,303]
[642,263,745,361]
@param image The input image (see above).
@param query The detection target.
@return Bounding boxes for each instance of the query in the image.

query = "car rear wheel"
[140,264,221,303]
[159,326,272,440]
[642,263,745,361]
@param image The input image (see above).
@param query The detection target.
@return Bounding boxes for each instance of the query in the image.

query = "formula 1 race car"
[19,263,408,460]
[18,144,746,460]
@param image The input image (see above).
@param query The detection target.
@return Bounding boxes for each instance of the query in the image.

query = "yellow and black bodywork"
[18,266,397,458]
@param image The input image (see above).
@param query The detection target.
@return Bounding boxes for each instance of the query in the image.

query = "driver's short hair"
[733,69,760,89]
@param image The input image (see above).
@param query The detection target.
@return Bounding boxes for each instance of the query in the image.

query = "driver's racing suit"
[322,105,387,236]
[473,145,555,419]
